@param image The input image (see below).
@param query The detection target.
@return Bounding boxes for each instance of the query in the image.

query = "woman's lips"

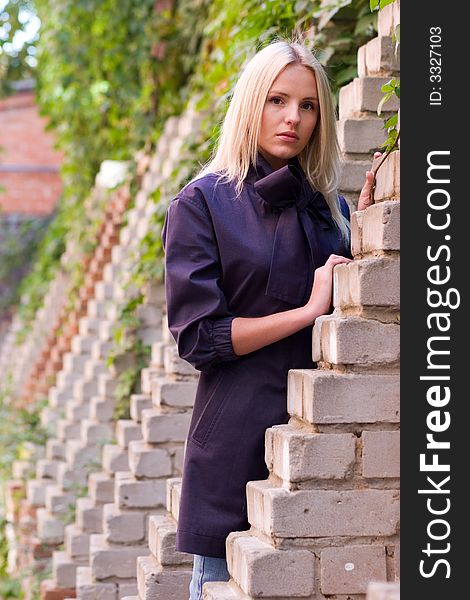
[276,134,299,142]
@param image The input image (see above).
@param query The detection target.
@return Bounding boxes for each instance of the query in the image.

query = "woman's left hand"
[357,151,382,212]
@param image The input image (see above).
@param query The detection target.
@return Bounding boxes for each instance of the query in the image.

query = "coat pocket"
[190,365,237,448]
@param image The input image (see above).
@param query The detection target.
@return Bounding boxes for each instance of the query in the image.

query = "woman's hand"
[304,253,352,322]
[358,151,383,212]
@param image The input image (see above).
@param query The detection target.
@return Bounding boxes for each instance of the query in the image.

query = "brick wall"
[0,86,63,215]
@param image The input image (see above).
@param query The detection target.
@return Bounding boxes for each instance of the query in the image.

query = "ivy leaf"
[393,23,400,45]
[369,0,380,11]
[377,91,393,115]
[385,114,398,128]
[380,0,395,8]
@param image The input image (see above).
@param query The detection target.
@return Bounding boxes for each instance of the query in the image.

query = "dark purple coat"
[161,151,351,558]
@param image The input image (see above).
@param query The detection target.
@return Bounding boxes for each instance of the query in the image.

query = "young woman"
[162,37,377,600]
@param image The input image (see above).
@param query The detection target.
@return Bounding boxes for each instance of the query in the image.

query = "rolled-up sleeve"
[161,192,238,373]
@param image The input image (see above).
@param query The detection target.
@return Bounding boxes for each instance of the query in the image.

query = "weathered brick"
[227,530,315,597]
[76,565,117,600]
[65,524,89,559]
[40,579,76,600]
[151,341,168,368]
[65,440,100,470]
[148,514,193,566]
[90,396,116,422]
[202,582,241,600]
[90,534,148,580]
[116,420,143,449]
[152,378,198,408]
[265,424,356,482]
[377,0,400,38]
[136,555,192,600]
[367,581,400,600]
[351,209,364,257]
[128,441,172,478]
[102,503,145,544]
[57,464,88,491]
[333,257,400,309]
[288,370,400,425]
[57,419,81,441]
[118,582,138,599]
[74,377,99,402]
[45,486,75,515]
[53,550,80,589]
[374,150,400,201]
[337,118,387,154]
[247,480,399,538]
[358,36,400,77]
[63,351,89,372]
[37,508,64,544]
[166,478,182,523]
[36,459,60,480]
[89,472,115,504]
[66,400,90,421]
[362,431,400,478]
[140,367,161,395]
[71,334,94,355]
[115,473,166,509]
[362,200,400,253]
[340,160,371,193]
[141,410,191,443]
[87,299,107,319]
[99,373,118,397]
[312,315,400,365]
[164,345,199,376]
[95,281,114,301]
[76,497,102,533]
[81,420,114,445]
[130,394,152,423]
[320,545,387,594]
[102,444,130,474]
[339,77,400,120]
[46,439,66,461]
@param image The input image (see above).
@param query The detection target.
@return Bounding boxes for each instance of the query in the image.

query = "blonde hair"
[193,36,349,240]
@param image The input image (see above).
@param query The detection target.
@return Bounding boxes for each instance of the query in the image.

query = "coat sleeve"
[161,192,239,374]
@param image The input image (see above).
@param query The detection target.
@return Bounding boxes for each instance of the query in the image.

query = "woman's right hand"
[304,254,352,321]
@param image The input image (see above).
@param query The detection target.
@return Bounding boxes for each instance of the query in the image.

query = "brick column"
[204,3,400,599]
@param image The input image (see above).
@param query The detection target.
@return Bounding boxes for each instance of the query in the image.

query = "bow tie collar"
[251,154,335,305]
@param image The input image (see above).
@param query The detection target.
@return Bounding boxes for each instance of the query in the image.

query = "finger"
[374,152,382,158]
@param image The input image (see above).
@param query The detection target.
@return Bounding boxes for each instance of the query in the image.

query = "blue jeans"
[189,554,230,600]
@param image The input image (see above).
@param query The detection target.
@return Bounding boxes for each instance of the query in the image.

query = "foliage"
[0,391,48,482]
[370,0,400,152]
[0,0,38,96]
[0,499,24,596]
[0,213,52,314]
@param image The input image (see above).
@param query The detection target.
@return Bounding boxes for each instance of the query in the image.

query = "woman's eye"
[269,96,283,105]
[302,102,315,110]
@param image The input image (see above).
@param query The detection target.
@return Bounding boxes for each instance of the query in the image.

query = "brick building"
[0,79,63,338]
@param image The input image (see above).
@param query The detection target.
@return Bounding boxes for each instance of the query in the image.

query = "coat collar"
[248,150,334,225]
[245,151,338,305]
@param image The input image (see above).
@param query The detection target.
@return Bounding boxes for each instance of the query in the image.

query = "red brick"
[40,579,76,600]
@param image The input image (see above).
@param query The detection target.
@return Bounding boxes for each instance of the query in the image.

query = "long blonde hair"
[193,36,349,240]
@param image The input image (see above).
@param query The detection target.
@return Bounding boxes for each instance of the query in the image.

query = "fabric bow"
[254,159,335,306]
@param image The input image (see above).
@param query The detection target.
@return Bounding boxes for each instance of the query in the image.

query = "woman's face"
[258,64,319,170]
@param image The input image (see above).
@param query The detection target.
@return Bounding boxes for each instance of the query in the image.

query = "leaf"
[381,78,396,93]
[385,113,398,128]
[380,0,395,8]
[370,0,380,10]
[393,23,400,45]
[377,91,393,115]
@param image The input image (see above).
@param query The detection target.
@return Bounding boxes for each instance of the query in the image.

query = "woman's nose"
[284,105,301,124]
